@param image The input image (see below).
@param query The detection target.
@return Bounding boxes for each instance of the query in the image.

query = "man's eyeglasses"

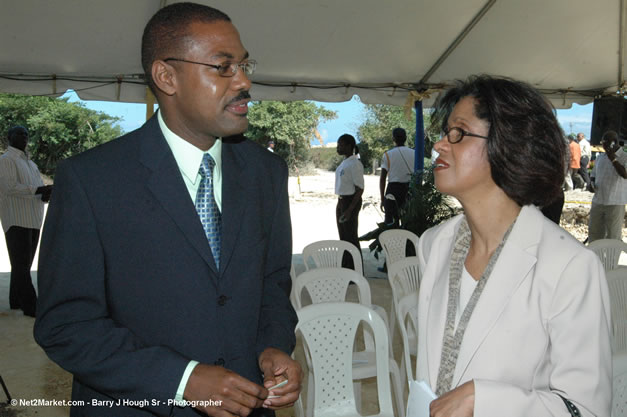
[163,58,257,77]
[440,126,489,144]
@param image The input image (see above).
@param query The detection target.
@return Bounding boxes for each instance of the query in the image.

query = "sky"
[64,91,594,143]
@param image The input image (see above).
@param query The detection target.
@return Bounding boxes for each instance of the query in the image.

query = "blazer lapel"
[423,219,459,388]
[138,116,218,278]
[451,206,541,386]
[219,142,246,275]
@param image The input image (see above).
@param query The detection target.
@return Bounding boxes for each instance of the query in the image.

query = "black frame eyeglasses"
[440,126,489,144]
[163,58,257,77]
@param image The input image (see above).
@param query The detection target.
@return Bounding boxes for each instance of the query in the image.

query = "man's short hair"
[141,2,231,93]
[7,126,28,142]
[392,128,407,145]
[602,130,619,146]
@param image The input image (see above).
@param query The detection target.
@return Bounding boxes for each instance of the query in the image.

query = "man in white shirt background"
[379,127,415,226]
[577,132,592,191]
[589,130,627,242]
[0,126,52,317]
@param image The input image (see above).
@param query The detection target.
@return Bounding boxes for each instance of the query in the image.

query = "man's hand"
[184,364,267,417]
[35,185,53,202]
[258,347,303,410]
[429,380,475,417]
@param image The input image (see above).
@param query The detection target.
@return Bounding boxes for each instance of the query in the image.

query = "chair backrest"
[292,267,371,310]
[296,302,394,417]
[379,229,419,267]
[302,240,364,276]
[396,291,419,384]
[613,352,627,417]
[588,239,627,271]
[608,268,627,352]
[387,256,421,305]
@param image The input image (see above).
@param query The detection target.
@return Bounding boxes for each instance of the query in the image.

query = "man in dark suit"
[34,3,301,417]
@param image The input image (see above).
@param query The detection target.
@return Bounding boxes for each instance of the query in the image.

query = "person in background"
[568,135,582,189]
[335,133,364,270]
[0,126,52,317]
[34,3,301,416]
[588,130,627,242]
[418,75,610,417]
[379,127,414,226]
[267,140,275,153]
[577,132,592,190]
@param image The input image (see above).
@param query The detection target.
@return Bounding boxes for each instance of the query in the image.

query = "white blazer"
[417,205,612,417]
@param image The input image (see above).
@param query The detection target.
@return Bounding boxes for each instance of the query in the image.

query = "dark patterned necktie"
[195,153,221,268]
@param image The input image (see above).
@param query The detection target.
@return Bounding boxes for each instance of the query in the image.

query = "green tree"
[246,101,336,172]
[357,104,435,172]
[0,94,123,176]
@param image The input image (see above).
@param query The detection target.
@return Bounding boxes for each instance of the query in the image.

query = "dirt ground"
[0,169,623,417]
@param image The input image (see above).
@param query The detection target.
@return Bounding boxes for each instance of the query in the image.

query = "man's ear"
[151,60,177,96]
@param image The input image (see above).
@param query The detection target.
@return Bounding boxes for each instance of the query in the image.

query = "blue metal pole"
[414,99,425,178]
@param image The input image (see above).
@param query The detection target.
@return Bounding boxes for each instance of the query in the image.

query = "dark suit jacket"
[34,115,297,417]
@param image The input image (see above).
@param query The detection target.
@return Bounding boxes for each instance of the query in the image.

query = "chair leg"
[399,354,408,394]
[0,374,11,403]
[388,359,405,417]
[353,381,362,413]
[306,370,314,417]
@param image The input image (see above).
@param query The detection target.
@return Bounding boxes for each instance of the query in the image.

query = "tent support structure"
[419,0,496,84]
[414,100,425,181]
[620,0,626,91]
[146,87,155,120]
[413,0,496,182]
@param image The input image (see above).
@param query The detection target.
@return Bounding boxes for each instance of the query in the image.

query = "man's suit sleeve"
[34,160,189,416]
[255,161,297,356]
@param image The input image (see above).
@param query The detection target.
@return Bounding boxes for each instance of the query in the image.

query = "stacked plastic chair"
[296,302,396,417]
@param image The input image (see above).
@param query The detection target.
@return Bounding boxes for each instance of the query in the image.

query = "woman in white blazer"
[417,75,612,417]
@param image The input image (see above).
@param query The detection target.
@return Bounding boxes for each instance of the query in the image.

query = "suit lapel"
[138,116,218,279]
[451,206,541,386]
[219,142,246,275]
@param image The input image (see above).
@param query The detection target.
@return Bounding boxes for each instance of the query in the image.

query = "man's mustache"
[229,91,251,104]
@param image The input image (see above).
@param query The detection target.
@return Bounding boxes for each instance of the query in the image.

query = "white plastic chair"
[292,268,404,417]
[296,302,395,417]
[379,229,419,267]
[588,239,627,271]
[613,351,627,416]
[303,240,364,276]
[608,268,627,352]
[395,292,419,387]
[387,256,421,389]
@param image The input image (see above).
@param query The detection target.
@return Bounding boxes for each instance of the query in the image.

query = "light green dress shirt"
[158,111,222,210]
[157,111,222,402]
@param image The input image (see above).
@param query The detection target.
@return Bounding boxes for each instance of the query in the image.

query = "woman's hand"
[430,380,475,417]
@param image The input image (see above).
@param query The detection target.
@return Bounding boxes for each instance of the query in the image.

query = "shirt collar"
[7,146,29,159]
[158,110,222,183]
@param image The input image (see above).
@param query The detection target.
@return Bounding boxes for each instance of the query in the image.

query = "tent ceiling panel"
[0,0,624,108]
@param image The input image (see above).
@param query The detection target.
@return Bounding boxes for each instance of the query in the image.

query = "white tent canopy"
[1,0,626,108]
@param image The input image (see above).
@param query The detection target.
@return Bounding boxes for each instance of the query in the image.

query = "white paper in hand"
[406,380,437,417]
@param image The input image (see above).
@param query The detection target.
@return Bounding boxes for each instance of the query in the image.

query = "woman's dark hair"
[338,133,359,156]
[431,75,566,207]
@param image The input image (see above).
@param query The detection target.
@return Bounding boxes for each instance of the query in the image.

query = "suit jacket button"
[214,358,225,366]
[218,295,227,306]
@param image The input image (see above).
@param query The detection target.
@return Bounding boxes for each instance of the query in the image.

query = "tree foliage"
[0,94,123,176]
[246,101,336,171]
[357,104,435,171]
